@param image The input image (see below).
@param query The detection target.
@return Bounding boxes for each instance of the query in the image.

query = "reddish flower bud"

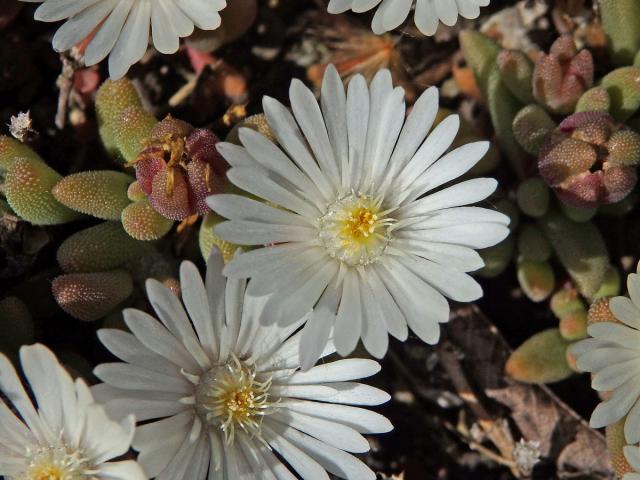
[133,117,228,220]
[538,111,640,208]
[533,36,594,114]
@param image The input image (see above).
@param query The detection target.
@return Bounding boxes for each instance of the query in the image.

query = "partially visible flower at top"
[571,262,640,444]
[512,438,541,476]
[20,0,227,79]
[0,344,145,480]
[208,65,509,369]
[327,0,490,36]
[624,445,640,480]
[93,252,392,480]
[132,116,228,221]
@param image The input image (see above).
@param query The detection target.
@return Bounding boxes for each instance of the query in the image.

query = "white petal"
[35,0,101,21]
[610,296,640,329]
[272,382,390,406]
[284,359,380,385]
[98,460,147,480]
[271,410,369,453]
[51,0,117,52]
[122,309,200,372]
[299,279,340,370]
[334,269,363,356]
[283,400,393,434]
[84,0,133,67]
[590,376,640,428]
[180,261,216,360]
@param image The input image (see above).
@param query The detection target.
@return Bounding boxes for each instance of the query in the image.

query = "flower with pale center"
[327,0,490,36]
[93,252,392,480]
[207,65,509,369]
[571,262,640,445]
[20,0,227,79]
[0,344,145,480]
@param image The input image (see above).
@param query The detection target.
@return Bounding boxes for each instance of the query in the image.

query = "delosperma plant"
[458,0,640,393]
[3,0,640,478]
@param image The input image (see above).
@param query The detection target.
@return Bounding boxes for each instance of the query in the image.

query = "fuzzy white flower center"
[194,356,277,445]
[19,444,96,480]
[318,192,396,266]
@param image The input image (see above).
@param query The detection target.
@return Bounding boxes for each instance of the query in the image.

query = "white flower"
[0,344,145,480]
[327,0,490,36]
[624,445,640,480]
[207,65,509,369]
[571,264,640,444]
[93,252,392,480]
[20,0,227,79]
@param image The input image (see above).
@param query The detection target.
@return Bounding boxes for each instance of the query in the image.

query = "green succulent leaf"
[53,171,134,220]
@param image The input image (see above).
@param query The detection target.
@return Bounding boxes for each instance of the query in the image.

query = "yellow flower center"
[19,445,95,480]
[195,356,277,445]
[318,192,395,266]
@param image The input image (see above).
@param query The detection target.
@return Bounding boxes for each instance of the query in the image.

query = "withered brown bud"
[133,117,227,221]
[538,111,640,208]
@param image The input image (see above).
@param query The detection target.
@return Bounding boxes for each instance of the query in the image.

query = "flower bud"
[133,117,228,220]
[538,111,640,208]
[506,328,573,384]
[532,36,594,114]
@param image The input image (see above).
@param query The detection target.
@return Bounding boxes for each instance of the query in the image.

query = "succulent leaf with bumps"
[0,137,81,225]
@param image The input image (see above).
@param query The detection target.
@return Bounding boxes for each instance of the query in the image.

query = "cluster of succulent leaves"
[461,0,640,386]
[0,79,239,323]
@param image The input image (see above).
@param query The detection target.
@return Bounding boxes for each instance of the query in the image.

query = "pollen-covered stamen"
[318,191,396,267]
[19,444,97,480]
[194,356,278,445]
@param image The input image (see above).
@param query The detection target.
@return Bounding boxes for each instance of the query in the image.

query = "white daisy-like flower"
[207,65,509,369]
[327,0,490,35]
[624,445,640,480]
[20,0,227,79]
[0,344,145,480]
[93,252,392,480]
[571,264,640,444]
